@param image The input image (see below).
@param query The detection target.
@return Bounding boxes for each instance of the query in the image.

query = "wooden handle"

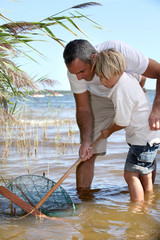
[91,134,103,148]
[0,124,114,218]
[35,157,82,209]
[0,132,105,217]
[0,186,48,219]
[35,133,104,210]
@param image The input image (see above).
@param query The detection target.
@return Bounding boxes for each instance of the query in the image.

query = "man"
[63,39,160,191]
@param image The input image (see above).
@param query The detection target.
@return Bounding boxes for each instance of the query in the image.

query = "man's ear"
[91,53,97,60]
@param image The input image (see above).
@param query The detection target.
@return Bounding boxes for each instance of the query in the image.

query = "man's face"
[66,58,95,81]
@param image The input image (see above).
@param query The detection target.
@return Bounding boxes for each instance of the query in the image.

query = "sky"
[1,0,160,91]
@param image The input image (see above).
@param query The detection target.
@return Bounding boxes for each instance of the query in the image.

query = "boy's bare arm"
[101,123,126,139]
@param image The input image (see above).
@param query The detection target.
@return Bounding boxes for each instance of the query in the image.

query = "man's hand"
[142,58,160,130]
[79,141,94,162]
[149,98,160,130]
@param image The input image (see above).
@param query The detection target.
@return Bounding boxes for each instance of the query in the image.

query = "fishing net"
[0,175,76,218]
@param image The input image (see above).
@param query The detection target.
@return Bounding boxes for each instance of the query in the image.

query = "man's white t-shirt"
[107,72,160,146]
[67,40,149,97]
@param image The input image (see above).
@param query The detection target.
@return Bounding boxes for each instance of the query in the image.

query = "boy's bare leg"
[124,171,144,202]
[140,172,153,192]
[152,160,156,183]
[76,154,97,191]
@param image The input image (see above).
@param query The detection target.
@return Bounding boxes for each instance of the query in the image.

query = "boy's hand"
[101,122,125,139]
[101,129,110,138]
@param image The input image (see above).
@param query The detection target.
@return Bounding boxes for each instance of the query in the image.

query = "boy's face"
[100,73,122,88]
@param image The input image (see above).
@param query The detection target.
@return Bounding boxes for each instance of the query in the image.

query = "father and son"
[62,39,160,202]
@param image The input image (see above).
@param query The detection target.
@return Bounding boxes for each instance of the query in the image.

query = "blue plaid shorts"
[124,143,159,176]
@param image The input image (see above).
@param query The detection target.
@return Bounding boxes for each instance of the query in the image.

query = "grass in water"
[0,115,79,160]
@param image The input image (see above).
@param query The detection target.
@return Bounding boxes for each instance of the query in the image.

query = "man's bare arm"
[143,58,160,130]
[74,91,94,159]
[139,75,146,89]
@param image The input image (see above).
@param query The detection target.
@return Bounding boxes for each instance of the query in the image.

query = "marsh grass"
[0,116,79,160]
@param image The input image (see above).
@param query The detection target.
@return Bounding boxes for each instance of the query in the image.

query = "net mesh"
[0,175,76,217]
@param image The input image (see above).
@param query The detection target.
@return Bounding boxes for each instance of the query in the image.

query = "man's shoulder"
[110,73,140,99]
[95,40,127,52]
[118,72,140,88]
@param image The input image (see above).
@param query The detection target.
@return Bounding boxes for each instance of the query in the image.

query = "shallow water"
[0,91,160,240]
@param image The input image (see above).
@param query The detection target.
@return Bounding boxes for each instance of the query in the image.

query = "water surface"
[0,90,160,240]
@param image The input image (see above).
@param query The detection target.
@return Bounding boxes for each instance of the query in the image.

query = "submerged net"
[0,175,76,218]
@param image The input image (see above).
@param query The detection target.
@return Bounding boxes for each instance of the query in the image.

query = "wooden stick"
[0,186,49,219]
[16,184,35,207]
[0,186,64,221]
[35,157,82,210]
[0,132,105,218]
[35,133,104,210]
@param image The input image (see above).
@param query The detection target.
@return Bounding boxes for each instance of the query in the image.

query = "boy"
[93,49,160,202]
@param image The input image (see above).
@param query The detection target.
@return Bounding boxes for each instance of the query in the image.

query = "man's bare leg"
[76,154,97,191]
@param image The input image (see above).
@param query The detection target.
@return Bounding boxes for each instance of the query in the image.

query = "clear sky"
[1,0,160,90]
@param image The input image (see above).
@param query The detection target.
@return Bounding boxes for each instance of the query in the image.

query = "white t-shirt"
[107,72,160,146]
[67,40,149,97]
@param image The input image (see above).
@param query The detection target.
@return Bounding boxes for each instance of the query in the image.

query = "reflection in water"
[70,196,160,240]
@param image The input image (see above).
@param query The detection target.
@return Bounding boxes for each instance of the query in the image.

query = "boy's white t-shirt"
[67,40,149,97]
[107,72,160,146]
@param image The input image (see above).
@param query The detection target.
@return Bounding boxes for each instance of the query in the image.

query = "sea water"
[0,90,160,240]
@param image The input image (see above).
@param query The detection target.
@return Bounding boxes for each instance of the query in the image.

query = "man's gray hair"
[63,39,96,65]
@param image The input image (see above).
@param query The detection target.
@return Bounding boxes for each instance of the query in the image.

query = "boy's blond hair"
[93,49,126,79]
